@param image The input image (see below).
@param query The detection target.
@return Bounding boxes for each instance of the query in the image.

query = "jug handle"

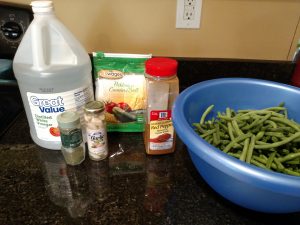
[31,22,46,70]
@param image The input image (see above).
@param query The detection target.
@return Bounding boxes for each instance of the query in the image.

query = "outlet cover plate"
[176,0,202,29]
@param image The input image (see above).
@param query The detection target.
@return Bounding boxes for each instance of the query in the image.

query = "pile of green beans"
[193,104,300,176]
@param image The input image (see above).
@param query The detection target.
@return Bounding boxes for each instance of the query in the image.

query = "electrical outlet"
[183,0,196,20]
[176,0,202,29]
[183,5,195,20]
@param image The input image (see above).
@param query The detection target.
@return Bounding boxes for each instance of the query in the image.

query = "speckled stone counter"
[1,112,300,225]
[1,59,299,225]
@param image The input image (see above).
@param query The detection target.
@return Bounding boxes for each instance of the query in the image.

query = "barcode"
[159,112,168,119]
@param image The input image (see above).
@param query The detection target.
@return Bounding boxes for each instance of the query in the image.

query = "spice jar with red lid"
[144,57,179,155]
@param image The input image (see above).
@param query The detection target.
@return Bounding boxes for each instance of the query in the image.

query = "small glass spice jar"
[57,111,85,165]
[84,101,108,161]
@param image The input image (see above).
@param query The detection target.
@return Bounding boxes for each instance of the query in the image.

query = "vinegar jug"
[13,1,94,150]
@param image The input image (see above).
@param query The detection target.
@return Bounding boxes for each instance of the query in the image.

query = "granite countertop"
[1,111,300,225]
[1,59,299,225]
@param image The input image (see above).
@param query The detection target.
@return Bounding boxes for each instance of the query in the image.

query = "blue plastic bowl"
[172,78,300,213]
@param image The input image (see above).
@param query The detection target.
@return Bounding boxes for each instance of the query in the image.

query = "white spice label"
[86,128,108,158]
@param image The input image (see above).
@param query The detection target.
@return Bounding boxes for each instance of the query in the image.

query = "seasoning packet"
[93,52,152,132]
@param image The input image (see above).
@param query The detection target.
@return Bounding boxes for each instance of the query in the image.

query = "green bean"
[285,159,300,164]
[255,131,265,141]
[237,121,247,129]
[193,104,300,176]
[283,168,300,176]
[262,136,271,143]
[262,106,286,112]
[264,132,285,139]
[254,132,300,149]
[278,152,300,163]
[252,155,266,163]
[255,140,269,145]
[238,106,285,113]
[226,107,232,117]
[266,152,276,169]
[225,107,236,140]
[251,159,268,170]
[239,138,250,162]
[274,158,285,172]
[242,113,271,131]
[217,115,232,121]
[227,122,235,141]
[220,140,231,145]
[246,135,256,163]
[265,120,277,128]
[193,123,206,134]
[217,121,228,132]
[232,119,244,136]
[230,153,268,169]
[292,137,300,142]
[260,154,268,161]
[223,133,252,153]
[270,117,300,132]
[215,124,221,144]
[228,152,241,158]
[266,127,294,133]
[271,136,279,143]
[236,110,284,119]
[200,129,216,138]
[252,155,277,170]
[205,136,213,144]
[281,149,291,155]
[200,105,214,125]
[251,124,264,134]
[218,133,228,139]
[213,131,220,146]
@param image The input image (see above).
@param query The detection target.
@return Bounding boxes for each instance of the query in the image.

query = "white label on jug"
[27,85,93,141]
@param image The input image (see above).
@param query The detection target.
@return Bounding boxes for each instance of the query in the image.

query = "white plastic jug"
[13,1,94,150]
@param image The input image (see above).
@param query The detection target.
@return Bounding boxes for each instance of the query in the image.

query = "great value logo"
[30,96,65,113]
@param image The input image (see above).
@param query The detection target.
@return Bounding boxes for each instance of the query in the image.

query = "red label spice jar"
[144,57,179,155]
